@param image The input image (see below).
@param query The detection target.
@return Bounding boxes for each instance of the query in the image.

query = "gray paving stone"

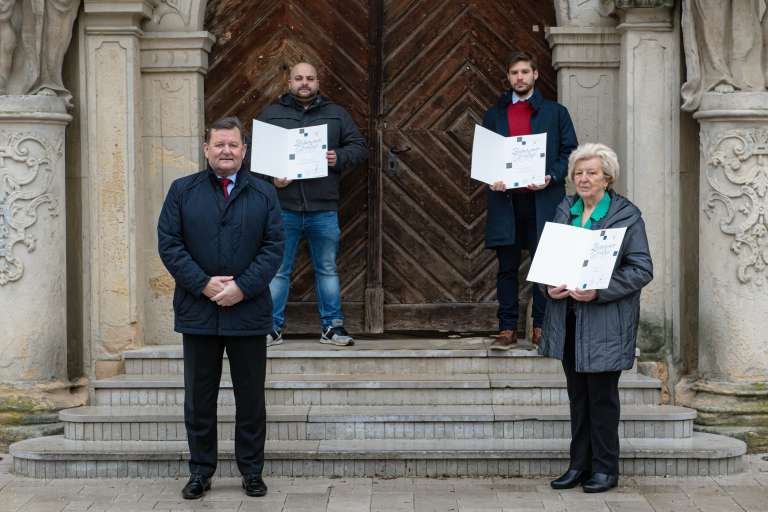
[282,492,330,512]
[413,491,458,512]
[371,491,414,512]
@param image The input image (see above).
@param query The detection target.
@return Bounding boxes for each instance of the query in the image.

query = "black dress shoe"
[181,473,211,499]
[550,468,589,489]
[242,473,268,497]
[582,472,618,493]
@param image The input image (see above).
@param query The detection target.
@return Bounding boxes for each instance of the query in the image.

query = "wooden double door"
[204,0,556,333]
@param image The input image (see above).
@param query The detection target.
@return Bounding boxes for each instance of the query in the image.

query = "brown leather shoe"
[490,329,517,350]
[531,327,543,346]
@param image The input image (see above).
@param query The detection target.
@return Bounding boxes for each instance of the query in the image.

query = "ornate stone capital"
[83,0,159,34]
[613,0,674,7]
[547,27,621,69]
[614,0,674,31]
[140,32,215,74]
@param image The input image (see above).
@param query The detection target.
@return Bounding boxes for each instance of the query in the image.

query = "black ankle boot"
[550,468,589,489]
[582,472,618,493]
[242,473,268,497]
[181,473,211,499]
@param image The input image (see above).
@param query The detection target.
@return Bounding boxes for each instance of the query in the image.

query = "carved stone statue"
[682,0,768,111]
[554,0,618,27]
[0,0,80,107]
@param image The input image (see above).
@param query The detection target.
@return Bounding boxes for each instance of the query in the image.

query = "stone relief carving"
[148,0,192,30]
[554,0,618,26]
[703,129,768,285]
[0,0,80,108]
[0,130,61,285]
[682,0,768,111]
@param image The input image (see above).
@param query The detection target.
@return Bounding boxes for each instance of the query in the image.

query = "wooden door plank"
[365,0,385,333]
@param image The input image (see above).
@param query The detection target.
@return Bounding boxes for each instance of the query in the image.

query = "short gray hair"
[567,143,620,188]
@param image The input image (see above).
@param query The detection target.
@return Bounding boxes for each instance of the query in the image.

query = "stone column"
[547,28,620,149]
[686,92,768,450]
[0,96,88,448]
[614,1,680,372]
[0,96,71,383]
[140,31,213,345]
[548,1,620,149]
[80,0,158,377]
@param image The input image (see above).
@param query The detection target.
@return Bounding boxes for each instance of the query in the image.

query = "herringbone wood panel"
[204,0,556,331]
[380,0,555,308]
[205,0,370,310]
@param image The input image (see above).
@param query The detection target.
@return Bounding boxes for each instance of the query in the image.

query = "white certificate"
[250,120,328,180]
[527,222,627,290]
[470,125,546,188]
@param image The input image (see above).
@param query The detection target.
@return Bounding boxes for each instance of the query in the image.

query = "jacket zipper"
[299,181,308,211]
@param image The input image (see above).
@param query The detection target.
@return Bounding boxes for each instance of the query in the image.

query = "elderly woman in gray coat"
[539,143,653,493]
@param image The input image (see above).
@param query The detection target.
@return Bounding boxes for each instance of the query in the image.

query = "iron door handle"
[386,145,412,177]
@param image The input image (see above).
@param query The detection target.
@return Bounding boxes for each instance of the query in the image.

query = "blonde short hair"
[567,143,620,189]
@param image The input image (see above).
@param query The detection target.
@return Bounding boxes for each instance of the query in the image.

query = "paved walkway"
[0,453,766,512]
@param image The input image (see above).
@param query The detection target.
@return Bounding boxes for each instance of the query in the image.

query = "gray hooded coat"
[537,191,653,373]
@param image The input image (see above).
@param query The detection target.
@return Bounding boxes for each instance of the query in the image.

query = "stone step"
[9,433,746,478]
[91,373,661,406]
[123,340,639,376]
[60,404,696,441]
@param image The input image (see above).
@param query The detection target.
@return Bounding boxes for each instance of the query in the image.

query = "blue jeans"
[269,210,343,330]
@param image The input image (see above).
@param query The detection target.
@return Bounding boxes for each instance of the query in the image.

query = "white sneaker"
[266,328,283,347]
[319,325,354,346]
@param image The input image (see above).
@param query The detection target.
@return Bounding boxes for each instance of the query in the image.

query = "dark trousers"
[562,311,621,475]
[495,192,545,330]
[183,334,267,477]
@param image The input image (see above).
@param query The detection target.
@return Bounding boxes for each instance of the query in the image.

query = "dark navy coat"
[483,89,578,247]
[157,168,284,336]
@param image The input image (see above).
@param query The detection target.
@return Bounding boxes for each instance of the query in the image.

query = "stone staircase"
[9,337,746,478]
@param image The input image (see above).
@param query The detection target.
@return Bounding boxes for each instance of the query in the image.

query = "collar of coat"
[556,190,643,230]
[279,93,331,112]
[205,165,251,192]
[497,88,543,111]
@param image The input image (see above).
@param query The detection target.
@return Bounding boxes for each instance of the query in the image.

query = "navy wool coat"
[157,168,284,336]
[483,88,578,248]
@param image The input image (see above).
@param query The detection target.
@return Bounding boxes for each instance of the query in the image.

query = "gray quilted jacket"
[537,191,653,372]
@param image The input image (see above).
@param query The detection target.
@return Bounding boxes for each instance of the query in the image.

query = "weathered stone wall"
[140,30,213,345]
[60,1,212,379]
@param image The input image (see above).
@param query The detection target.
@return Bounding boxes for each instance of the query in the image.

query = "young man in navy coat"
[158,116,284,499]
[483,51,577,349]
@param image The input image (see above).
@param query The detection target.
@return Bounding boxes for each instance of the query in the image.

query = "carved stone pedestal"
[681,92,768,451]
[0,96,70,382]
[0,96,85,449]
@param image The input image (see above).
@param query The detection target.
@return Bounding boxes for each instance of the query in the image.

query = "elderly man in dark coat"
[158,116,284,500]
